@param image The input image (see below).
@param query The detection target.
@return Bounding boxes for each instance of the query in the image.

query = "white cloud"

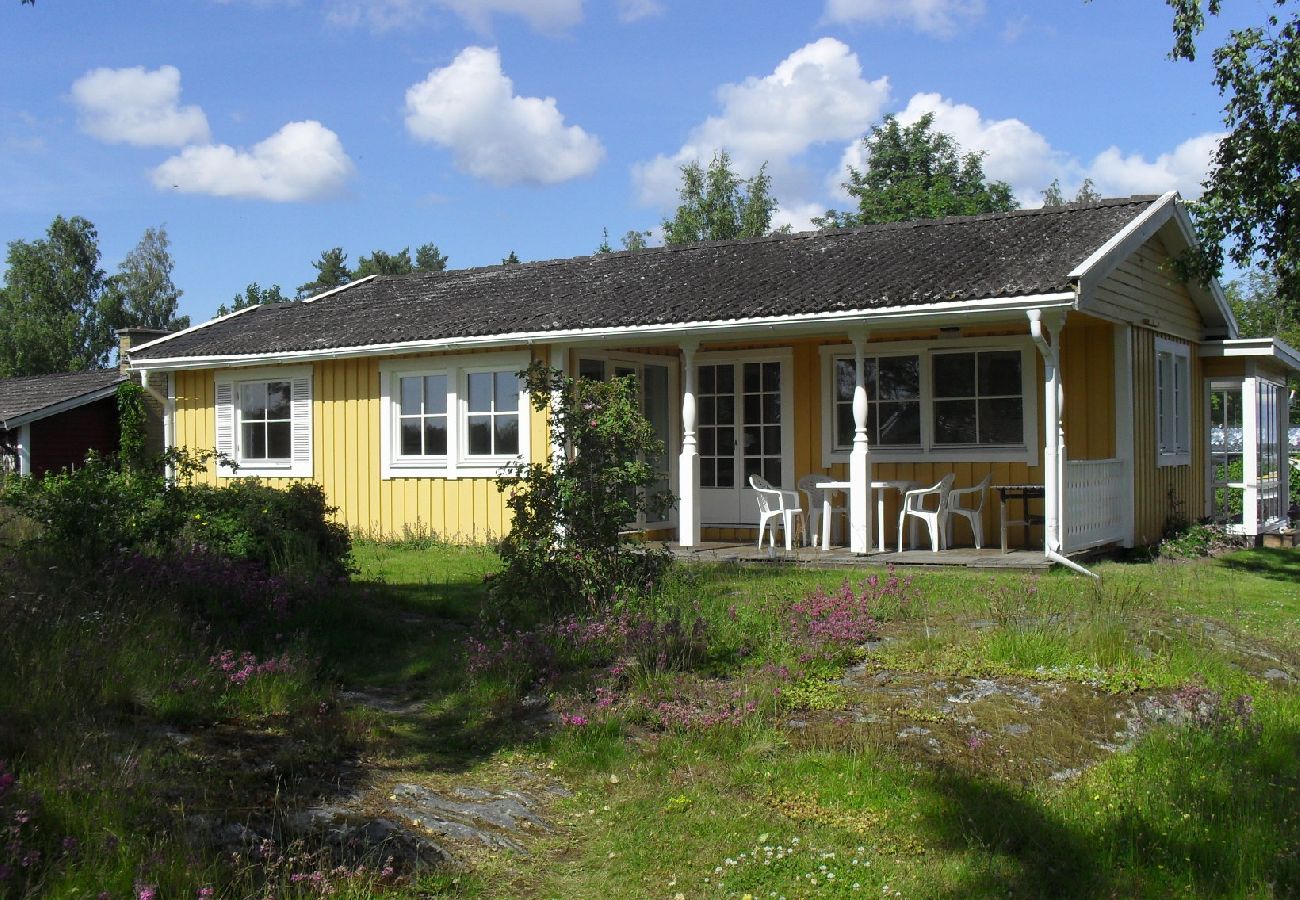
[895,92,1062,205]
[633,38,891,207]
[71,65,211,148]
[617,0,663,22]
[404,46,604,186]
[1085,133,1221,200]
[325,0,582,33]
[151,120,354,201]
[823,0,984,37]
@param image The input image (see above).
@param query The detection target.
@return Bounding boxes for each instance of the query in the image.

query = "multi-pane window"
[466,370,520,457]
[932,350,1023,445]
[697,363,736,489]
[1155,341,1191,463]
[742,361,783,487]
[833,356,921,449]
[239,380,292,460]
[398,374,447,457]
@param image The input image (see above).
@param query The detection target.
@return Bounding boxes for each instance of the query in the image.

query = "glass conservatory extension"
[1208,371,1291,534]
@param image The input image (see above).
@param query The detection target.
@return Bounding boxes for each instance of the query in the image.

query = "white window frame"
[819,336,1039,467]
[1155,336,1192,467]
[380,351,531,479]
[215,365,313,479]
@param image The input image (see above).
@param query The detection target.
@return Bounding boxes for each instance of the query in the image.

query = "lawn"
[2,540,1298,898]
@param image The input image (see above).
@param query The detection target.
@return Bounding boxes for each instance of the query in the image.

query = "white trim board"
[131,293,1077,372]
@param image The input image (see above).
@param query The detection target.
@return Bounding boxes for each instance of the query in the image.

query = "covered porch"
[565,302,1135,571]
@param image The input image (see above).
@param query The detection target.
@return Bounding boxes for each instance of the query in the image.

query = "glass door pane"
[697,363,735,489]
[741,361,782,487]
[1210,385,1245,524]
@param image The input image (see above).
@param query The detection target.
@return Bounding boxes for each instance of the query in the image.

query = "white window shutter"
[290,373,312,476]
[215,380,235,474]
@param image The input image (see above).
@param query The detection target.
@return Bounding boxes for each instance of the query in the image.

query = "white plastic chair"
[945,473,991,549]
[796,474,845,547]
[897,473,956,552]
[750,475,806,551]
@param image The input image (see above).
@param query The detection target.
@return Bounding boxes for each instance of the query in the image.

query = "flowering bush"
[786,577,891,650]
[209,649,295,685]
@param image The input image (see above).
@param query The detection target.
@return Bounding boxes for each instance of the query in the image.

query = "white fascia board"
[130,292,1077,373]
[300,273,378,303]
[1069,192,1178,293]
[124,301,266,361]
[2,380,126,429]
[1199,337,1300,372]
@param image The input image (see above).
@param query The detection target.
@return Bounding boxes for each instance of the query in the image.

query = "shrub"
[494,362,672,617]
[2,449,351,581]
[1158,521,1247,559]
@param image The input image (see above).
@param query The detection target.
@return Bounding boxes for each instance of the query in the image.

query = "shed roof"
[0,369,126,428]
[132,197,1159,364]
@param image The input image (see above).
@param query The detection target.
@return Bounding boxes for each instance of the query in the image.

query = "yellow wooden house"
[127,193,1297,564]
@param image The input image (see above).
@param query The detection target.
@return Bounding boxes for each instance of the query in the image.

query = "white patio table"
[815,479,918,552]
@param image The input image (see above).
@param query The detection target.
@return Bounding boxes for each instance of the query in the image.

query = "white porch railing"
[1063,458,1125,553]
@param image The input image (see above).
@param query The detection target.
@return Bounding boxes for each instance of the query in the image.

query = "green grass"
[3,541,1298,897]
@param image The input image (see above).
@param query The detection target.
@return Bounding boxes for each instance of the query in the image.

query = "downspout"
[1027,309,1098,578]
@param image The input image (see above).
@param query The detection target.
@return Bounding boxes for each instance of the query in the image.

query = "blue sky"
[0,0,1256,325]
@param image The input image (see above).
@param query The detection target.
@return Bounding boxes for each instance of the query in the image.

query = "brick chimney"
[116,327,169,374]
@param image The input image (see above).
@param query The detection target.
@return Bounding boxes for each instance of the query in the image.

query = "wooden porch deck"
[660,542,1052,571]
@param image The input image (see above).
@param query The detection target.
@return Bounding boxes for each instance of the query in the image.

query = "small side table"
[994,484,1045,553]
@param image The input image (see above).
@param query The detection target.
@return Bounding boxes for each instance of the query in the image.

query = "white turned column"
[678,340,701,547]
[849,329,872,553]
[1031,309,1066,556]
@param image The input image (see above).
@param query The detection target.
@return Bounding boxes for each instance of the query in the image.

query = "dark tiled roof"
[0,369,126,426]
[133,198,1154,362]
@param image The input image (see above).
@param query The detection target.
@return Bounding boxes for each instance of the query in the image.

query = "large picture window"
[833,356,921,447]
[932,350,1023,446]
[822,340,1035,465]
[380,352,530,478]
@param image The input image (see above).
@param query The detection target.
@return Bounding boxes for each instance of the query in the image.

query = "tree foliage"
[0,216,115,376]
[414,242,448,273]
[1167,1,1300,307]
[296,247,350,299]
[816,114,1016,228]
[217,282,288,317]
[1224,268,1299,420]
[494,363,672,615]
[103,225,189,331]
[662,151,778,245]
[1041,178,1101,207]
[502,250,521,265]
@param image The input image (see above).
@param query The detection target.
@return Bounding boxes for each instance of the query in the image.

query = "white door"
[697,355,791,524]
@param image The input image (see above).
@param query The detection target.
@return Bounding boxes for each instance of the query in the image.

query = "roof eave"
[130,291,1077,372]
[1199,337,1300,373]
[0,378,126,428]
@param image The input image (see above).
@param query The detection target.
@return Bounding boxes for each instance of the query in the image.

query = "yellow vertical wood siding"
[172,349,548,540]
[1060,316,1116,460]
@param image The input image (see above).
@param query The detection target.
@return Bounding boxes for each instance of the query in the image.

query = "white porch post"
[849,329,872,553]
[16,423,30,477]
[1242,376,1260,535]
[1029,309,1066,558]
[678,340,700,547]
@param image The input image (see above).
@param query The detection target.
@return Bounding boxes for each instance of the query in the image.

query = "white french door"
[696,352,793,524]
